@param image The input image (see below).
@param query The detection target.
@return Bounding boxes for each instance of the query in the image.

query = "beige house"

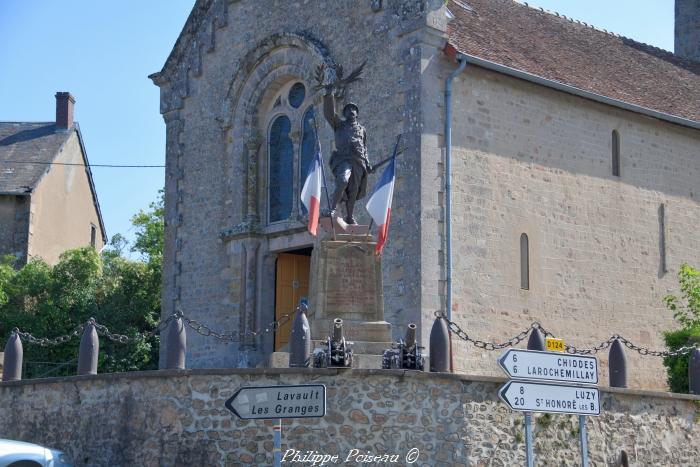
[0,92,106,265]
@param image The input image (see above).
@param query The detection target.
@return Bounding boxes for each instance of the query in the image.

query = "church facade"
[151,0,700,390]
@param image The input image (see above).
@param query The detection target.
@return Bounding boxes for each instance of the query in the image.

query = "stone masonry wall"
[675,0,700,61]
[154,0,448,368]
[1,369,699,466]
[433,66,700,390]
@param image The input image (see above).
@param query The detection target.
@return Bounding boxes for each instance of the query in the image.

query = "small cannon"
[313,318,353,368]
[382,323,425,371]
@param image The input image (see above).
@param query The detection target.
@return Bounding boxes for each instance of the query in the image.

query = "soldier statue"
[322,94,373,224]
[317,60,373,225]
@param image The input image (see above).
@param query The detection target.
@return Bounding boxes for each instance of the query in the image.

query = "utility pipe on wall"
[444,53,467,321]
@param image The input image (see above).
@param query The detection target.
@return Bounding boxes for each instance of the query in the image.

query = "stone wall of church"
[1,369,698,466]
[433,65,700,390]
[154,0,451,368]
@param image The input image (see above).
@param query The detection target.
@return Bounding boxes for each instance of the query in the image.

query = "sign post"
[498,348,599,466]
[579,413,589,466]
[274,419,282,467]
[225,384,326,467]
[524,412,534,467]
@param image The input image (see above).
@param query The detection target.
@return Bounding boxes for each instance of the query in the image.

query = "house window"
[264,81,317,224]
[520,233,529,290]
[612,130,620,177]
[90,224,97,248]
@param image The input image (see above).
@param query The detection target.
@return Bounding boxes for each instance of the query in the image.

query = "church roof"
[446,0,700,124]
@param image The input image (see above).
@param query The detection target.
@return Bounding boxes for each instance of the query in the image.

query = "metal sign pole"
[274,419,282,467]
[579,415,589,466]
[524,412,534,467]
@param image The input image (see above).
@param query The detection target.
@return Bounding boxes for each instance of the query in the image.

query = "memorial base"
[308,236,392,354]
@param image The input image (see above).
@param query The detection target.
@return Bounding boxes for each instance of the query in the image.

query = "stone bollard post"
[429,317,450,373]
[165,317,186,370]
[689,348,700,395]
[289,304,311,368]
[2,331,23,381]
[527,327,545,351]
[608,338,627,388]
[77,320,99,376]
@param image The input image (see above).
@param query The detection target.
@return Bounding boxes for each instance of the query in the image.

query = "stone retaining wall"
[1,369,699,466]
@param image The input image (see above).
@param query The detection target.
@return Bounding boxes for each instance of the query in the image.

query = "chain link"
[434,310,698,358]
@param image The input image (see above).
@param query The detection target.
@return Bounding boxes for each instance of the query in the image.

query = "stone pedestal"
[308,236,392,352]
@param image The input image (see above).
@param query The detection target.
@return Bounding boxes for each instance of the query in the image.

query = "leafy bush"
[0,194,163,378]
[662,264,700,393]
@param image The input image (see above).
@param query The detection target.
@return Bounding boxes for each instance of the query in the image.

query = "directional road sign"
[225,384,326,420]
[498,349,598,385]
[499,380,600,416]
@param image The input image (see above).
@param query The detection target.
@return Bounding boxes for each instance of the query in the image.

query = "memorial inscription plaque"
[308,238,391,348]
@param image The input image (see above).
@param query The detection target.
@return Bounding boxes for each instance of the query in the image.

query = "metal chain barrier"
[9,308,697,357]
[10,305,302,346]
[434,310,698,358]
[12,324,86,347]
[179,306,300,342]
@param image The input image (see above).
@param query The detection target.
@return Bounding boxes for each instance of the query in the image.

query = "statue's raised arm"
[323,93,340,130]
[313,60,369,225]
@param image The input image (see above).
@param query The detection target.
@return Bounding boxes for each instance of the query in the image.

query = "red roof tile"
[447,0,700,123]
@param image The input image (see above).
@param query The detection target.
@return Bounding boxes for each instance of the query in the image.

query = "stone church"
[151,0,700,390]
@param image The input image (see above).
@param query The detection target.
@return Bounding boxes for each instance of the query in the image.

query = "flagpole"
[311,112,337,241]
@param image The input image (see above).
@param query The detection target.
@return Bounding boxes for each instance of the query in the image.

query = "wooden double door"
[274,252,311,350]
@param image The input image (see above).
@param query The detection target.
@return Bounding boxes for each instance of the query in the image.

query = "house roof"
[446,0,700,124]
[0,122,107,242]
[0,122,72,194]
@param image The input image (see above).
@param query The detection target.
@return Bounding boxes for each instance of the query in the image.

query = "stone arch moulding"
[219,32,336,234]
[221,32,335,130]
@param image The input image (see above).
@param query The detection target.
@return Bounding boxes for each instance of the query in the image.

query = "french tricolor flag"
[300,148,323,236]
[366,157,396,255]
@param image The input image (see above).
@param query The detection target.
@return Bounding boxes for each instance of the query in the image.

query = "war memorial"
[2,0,700,465]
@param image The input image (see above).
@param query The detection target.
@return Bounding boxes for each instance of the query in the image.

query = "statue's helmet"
[343,102,359,115]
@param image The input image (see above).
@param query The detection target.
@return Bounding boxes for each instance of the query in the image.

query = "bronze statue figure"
[316,61,373,224]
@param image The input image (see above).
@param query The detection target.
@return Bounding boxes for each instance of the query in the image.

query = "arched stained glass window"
[268,115,294,222]
[299,107,317,214]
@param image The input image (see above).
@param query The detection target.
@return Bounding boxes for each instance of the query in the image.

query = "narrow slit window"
[612,130,620,177]
[520,233,529,290]
[90,224,97,248]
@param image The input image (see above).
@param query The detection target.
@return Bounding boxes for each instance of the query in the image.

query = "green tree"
[0,193,164,378]
[662,264,700,393]
[130,190,164,271]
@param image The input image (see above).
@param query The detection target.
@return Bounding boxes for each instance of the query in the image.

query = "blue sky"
[0,1,675,252]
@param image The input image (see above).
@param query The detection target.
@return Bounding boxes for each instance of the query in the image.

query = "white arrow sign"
[499,381,600,416]
[498,349,598,385]
[225,384,326,420]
